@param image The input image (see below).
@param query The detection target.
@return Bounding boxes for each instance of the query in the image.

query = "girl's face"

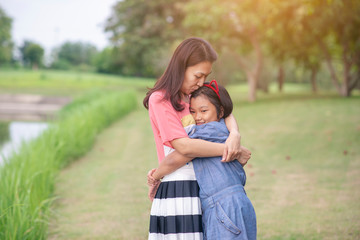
[190,95,220,125]
[181,61,212,97]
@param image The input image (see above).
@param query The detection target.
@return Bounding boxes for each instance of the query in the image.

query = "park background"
[0,0,359,239]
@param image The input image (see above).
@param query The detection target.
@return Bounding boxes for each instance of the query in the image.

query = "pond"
[0,121,48,165]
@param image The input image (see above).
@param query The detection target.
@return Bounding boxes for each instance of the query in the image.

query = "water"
[0,122,48,165]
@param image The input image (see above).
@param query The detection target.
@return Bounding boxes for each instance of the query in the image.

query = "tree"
[303,0,360,96]
[51,41,98,70]
[181,0,272,101]
[94,47,114,73]
[0,6,13,65]
[20,40,44,70]
[105,0,188,77]
[264,1,322,93]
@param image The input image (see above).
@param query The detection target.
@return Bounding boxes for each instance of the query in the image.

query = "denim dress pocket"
[215,202,242,235]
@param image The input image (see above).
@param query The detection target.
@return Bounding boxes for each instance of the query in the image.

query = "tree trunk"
[310,68,318,93]
[317,39,342,94]
[278,66,284,92]
[247,72,257,102]
[257,77,269,93]
[248,27,263,101]
[318,37,355,97]
[32,63,38,70]
[234,27,263,102]
[341,38,352,96]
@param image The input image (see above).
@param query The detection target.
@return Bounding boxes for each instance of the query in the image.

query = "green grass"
[0,69,155,96]
[0,90,138,239]
[1,69,359,239]
[48,89,360,239]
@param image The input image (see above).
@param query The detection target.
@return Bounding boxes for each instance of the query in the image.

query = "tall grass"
[0,90,137,239]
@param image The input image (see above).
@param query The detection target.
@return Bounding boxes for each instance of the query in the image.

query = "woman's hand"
[222,131,242,162]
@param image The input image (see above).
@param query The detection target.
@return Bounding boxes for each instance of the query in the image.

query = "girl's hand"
[147,168,160,186]
[222,131,242,162]
[148,181,161,201]
[147,168,161,201]
[238,146,251,166]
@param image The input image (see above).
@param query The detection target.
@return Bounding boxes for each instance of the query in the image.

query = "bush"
[0,90,137,239]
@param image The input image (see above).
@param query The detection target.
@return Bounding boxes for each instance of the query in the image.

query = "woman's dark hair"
[190,82,233,119]
[143,37,218,111]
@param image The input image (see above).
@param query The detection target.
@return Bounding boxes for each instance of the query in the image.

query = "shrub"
[0,90,137,239]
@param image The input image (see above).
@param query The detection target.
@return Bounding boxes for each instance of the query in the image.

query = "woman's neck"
[181,93,190,103]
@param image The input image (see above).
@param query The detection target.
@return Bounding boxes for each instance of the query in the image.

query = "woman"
[143,37,249,240]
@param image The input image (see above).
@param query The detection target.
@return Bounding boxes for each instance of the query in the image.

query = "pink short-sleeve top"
[148,90,196,163]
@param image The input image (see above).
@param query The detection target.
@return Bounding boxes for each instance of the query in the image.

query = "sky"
[0,0,119,57]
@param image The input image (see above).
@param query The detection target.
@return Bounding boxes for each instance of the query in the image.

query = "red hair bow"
[204,79,220,100]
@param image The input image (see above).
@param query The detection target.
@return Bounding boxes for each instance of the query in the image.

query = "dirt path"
[49,107,156,240]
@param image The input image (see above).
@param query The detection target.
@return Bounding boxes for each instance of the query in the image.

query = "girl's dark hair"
[190,82,233,119]
[143,37,218,111]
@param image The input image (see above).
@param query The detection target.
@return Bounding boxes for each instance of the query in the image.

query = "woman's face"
[181,61,212,96]
[190,95,219,125]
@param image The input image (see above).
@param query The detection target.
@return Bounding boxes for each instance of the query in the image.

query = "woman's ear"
[219,106,224,119]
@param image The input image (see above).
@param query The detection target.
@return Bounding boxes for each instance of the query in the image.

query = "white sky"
[0,0,119,56]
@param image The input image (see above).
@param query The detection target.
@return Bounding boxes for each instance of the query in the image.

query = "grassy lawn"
[48,88,360,239]
[0,69,155,96]
[1,69,359,239]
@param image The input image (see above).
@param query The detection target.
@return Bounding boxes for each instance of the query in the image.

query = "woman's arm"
[171,138,225,158]
[151,136,250,181]
[169,114,242,162]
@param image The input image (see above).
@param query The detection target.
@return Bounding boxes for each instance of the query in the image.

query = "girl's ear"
[219,106,224,119]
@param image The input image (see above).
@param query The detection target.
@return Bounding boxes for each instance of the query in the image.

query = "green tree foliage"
[182,0,360,99]
[105,0,187,77]
[102,0,358,98]
[264,1,322,93]
[51,41,98,70]
[306,0,360,96]
[20,40,44,70]
[0,6,13,66]
[94,47,113,73]
[182,0,271,101]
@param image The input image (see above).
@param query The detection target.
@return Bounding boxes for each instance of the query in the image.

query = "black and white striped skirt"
[149,162,203,240]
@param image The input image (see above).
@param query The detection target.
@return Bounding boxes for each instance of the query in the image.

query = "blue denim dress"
[190,119,257,240]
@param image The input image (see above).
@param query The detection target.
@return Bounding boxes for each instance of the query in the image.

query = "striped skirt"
[149,161,203,240]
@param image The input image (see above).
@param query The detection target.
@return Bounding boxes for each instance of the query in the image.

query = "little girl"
[148,80,257,240]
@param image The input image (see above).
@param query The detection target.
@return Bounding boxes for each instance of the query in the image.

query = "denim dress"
[190,119,257,240]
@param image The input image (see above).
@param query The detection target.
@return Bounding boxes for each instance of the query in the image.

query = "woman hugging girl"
[148,80,257,240]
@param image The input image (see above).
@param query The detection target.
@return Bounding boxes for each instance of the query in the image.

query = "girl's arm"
[223,114,242,162]
[152,150,193,180]
[147,140,225,188]
[147,150,193,201]
[149,139,224,181]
